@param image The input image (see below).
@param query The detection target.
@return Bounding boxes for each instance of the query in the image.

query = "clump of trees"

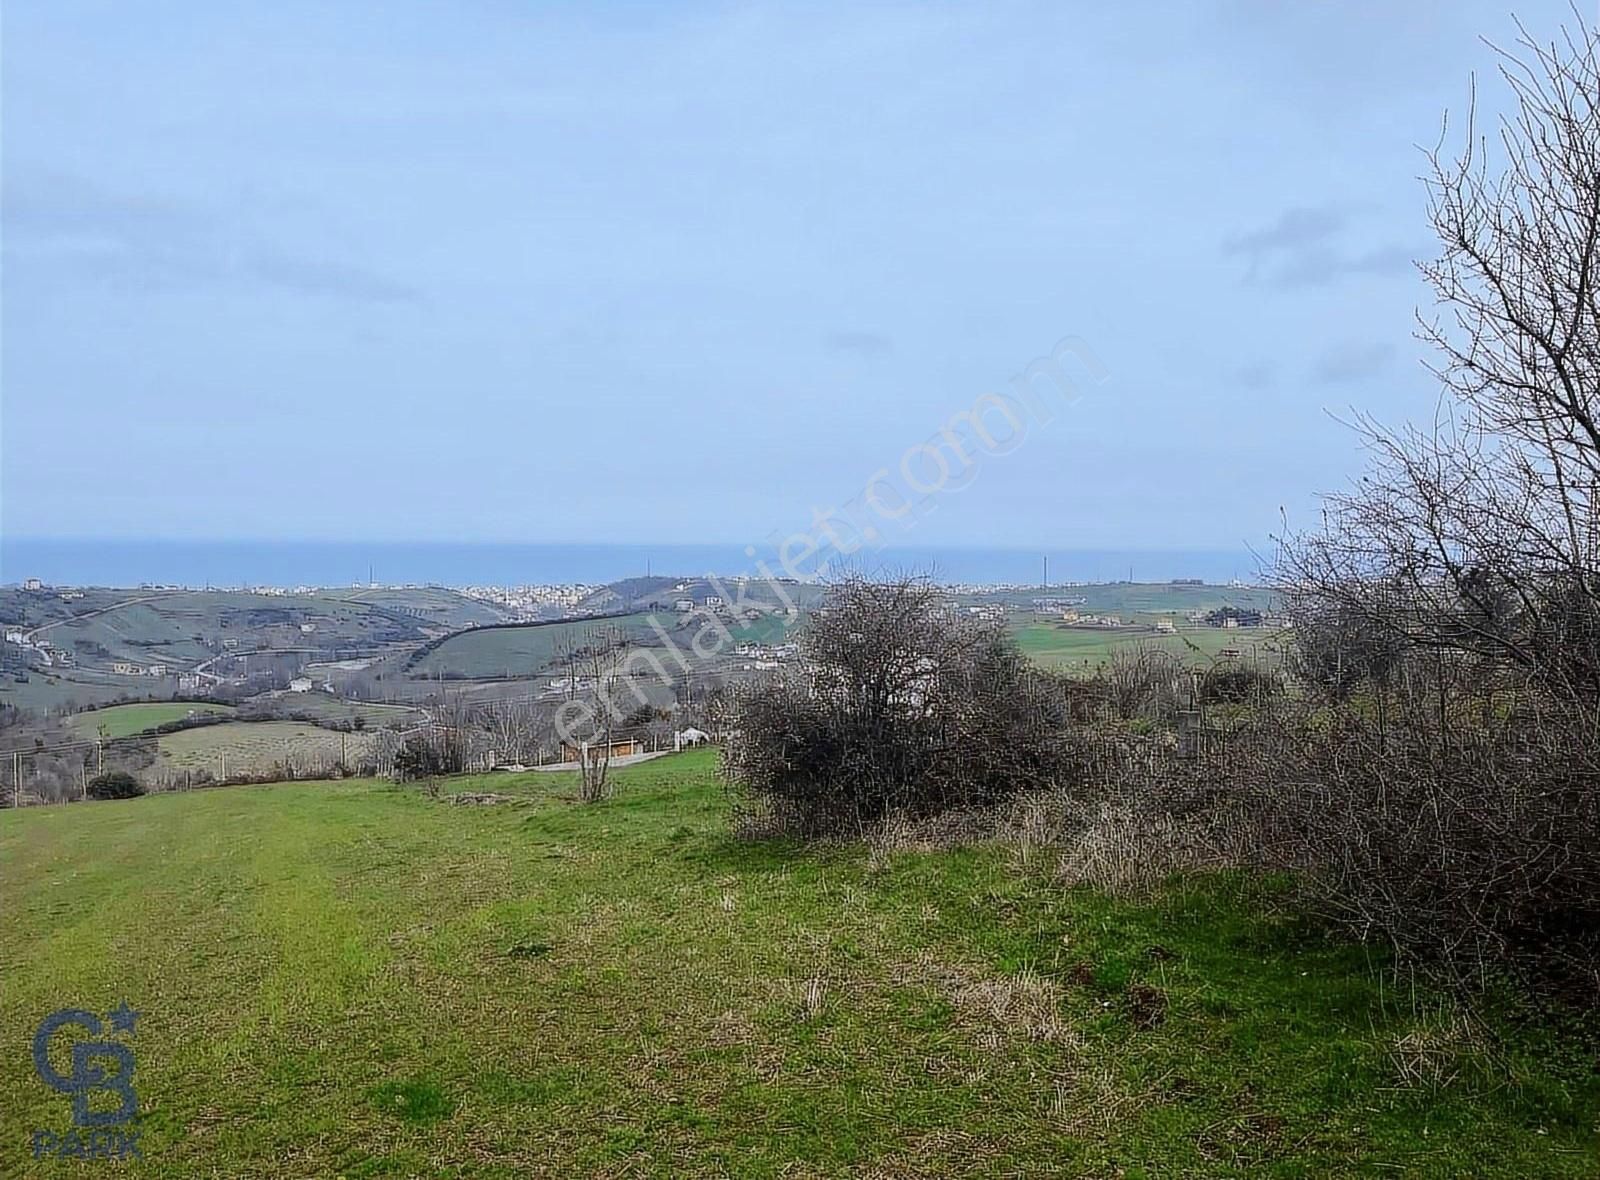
[723,577,1067,835]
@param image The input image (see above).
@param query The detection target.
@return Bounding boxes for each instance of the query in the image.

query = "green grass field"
[67,702,236,740]
[2,751,1594,1176]
[1012,621,1289,672]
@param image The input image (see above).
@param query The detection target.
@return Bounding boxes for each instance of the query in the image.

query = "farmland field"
[1011,621,1289,672]
[66,701,236,740]
[1034,583,1276,616]
[246,691,425,729]
[155,720,382,778]
[1,751,1594,1177]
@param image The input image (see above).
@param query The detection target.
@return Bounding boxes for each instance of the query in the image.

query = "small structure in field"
[560,736,643,763]
[674,727,709,750]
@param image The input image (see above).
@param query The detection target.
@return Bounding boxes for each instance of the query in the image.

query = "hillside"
[401,612,665,681]
[0,586,514,715]
[1,752,1594,1177]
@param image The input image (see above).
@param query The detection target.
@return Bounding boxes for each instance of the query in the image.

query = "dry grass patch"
[896,952,1078,1048]
[1050,1062,1160,1136]
[1390,1012,1487,1089]
[1054,800,1254,896]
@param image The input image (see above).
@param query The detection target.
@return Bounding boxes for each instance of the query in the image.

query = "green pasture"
[1,751,1593,1176]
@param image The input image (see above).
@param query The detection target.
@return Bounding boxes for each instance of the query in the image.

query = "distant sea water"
[0,538,1264,590]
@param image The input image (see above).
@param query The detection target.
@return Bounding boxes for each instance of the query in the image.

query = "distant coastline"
[0,538,1263,590]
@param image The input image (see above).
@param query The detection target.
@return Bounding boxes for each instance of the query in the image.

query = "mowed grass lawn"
[1,751,1596,1177]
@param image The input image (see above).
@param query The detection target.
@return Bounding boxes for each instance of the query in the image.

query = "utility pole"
[13,751,20,808]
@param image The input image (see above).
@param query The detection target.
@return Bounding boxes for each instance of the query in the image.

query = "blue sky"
[1,1,1568,553]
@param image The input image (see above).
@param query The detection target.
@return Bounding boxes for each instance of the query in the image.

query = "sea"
[0,538,1263,590]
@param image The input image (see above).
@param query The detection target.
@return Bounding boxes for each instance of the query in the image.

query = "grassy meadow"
[66,702,236,740]
[1011,621,1289,672]
[1,750,1595,1176]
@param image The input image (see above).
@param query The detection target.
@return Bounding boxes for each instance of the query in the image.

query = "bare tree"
[556,625,629,801]
[478,695,548,766]
[1266,15,1600,996]
[1282,15,1600,698]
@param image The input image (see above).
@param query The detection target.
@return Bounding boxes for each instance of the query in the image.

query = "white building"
[289,676,314,692]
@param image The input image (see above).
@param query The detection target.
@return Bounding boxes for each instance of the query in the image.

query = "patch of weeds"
[507,938,553,959]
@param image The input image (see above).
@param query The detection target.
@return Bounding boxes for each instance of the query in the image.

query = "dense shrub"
[1055,680,1600,1002]
[86,771,145,800]
[1265,692,1600,1000]
[723,578,1068,834]
[391,730,464,781]
[1197,662,1281,705]
[1102,645,1185,722]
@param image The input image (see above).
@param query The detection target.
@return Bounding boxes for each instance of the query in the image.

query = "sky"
[1,0,1577,557]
